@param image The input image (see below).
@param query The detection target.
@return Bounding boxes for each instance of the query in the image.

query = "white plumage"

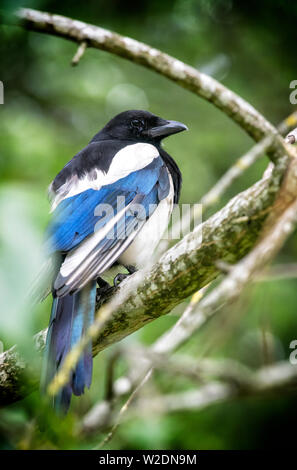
[119,173,174,267]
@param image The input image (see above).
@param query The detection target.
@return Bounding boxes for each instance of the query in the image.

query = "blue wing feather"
[46,157,168,254]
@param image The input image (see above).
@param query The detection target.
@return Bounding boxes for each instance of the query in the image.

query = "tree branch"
[15,8,284,152]
[132,360,297,416]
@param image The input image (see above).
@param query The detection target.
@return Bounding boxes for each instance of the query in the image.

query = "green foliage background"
[1,0,297,449]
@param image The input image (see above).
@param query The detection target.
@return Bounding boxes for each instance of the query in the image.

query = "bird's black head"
[92,110,188,144]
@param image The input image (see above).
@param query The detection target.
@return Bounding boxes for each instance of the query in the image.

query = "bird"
[42,110,187,411]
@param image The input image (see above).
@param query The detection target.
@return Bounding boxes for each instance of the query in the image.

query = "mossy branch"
[0,158,291,405]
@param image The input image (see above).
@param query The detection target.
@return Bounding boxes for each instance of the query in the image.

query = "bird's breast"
[119,173,174,268]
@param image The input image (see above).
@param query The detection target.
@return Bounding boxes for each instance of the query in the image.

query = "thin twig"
[71,40,87,66]
[104,349,121,401]
[95,369,153,449]
[256,262,297,281]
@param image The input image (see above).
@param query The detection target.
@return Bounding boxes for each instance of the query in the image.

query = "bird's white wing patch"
[105,143,159,183]
[49,143,159,212]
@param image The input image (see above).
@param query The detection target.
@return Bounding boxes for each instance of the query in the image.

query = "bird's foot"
[113,273,129,287]
[125,265,137,274]
[113,265,137,287]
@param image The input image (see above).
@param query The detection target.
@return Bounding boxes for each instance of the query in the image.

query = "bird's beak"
[147,120,188,139]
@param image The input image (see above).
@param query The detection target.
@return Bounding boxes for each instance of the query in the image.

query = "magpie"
[42,110,187,411]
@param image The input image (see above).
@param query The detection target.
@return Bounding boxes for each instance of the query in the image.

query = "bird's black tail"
[41,281,97,412]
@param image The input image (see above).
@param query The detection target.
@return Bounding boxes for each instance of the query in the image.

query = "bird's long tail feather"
[41,281,97,412]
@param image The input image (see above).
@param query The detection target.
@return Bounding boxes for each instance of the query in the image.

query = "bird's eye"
[131,119,144,130]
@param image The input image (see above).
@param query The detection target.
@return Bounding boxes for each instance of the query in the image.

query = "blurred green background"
[1,0,297,450]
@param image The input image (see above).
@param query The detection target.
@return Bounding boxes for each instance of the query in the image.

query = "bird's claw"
[113,273,129,287]
[113,265,137,287]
